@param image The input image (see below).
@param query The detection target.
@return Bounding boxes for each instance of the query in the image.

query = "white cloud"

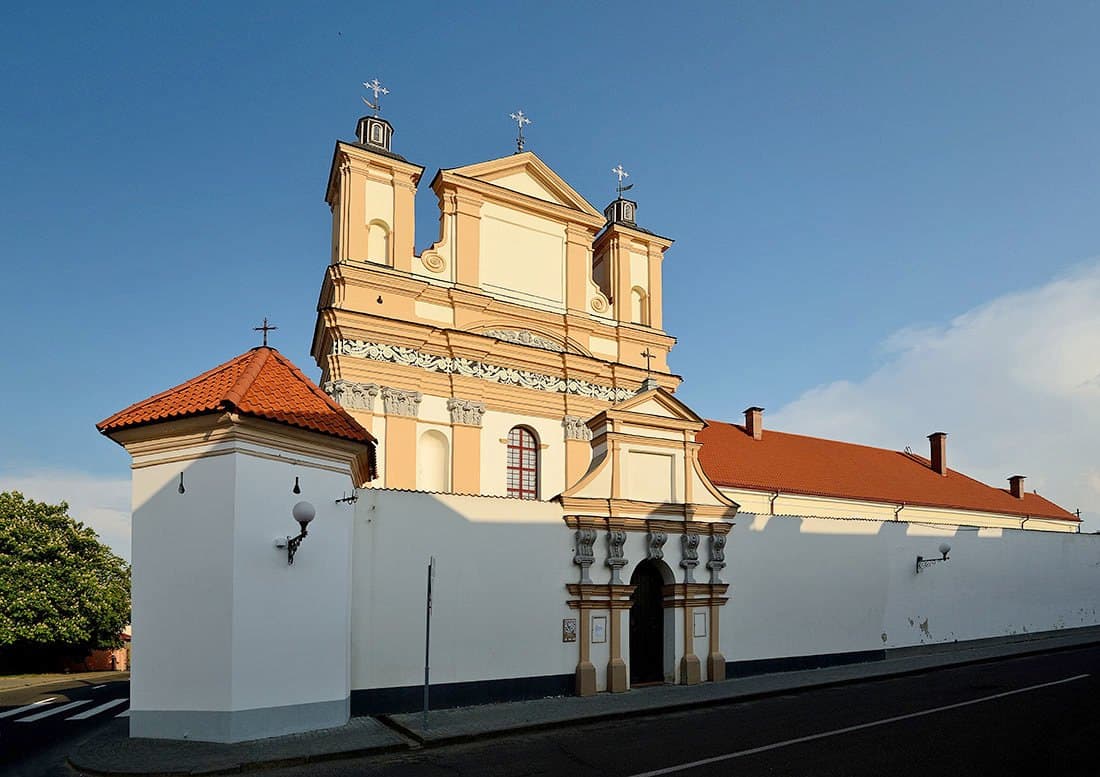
[0,469,131,562]
[771,260,1100,533]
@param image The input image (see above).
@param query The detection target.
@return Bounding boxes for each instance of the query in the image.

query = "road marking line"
[116,709,130,718]
[0,698,58,720]
[627,673,1091,777]
[67,698,128,720]
[92,684,107,689]
[16,699,91,723]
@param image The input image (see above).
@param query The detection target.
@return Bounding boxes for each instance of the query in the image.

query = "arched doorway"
[629,559,665,684]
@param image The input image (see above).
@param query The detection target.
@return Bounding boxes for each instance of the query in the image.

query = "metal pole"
[423,556,435,730]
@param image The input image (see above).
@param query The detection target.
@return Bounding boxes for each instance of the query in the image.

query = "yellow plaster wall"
[478,203,566,309]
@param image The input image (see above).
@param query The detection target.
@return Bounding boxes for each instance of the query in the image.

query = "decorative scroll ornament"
[606,530,628,585]
[707,533,727,584]
[381,387,422,418]
[562,416,594,441]
[447,398,486,427]
[574,528,597,584]
[680,532,700,583]
[421,252,445,273]
[335,340,635,402]
[590,294,609,313]
[647,530,668,561]
[323,380,379,411]
[482,329,565,353]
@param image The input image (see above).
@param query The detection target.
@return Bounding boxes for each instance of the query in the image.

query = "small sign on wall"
[693,611,707,638]
[562,618,577,643]
[591,615,607,644]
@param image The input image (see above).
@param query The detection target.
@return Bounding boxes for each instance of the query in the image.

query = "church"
[97,92,1093,744]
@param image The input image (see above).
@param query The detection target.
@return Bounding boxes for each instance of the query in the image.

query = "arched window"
[367,220,390,264]
[506,426,539,500]
[630,287,648,325]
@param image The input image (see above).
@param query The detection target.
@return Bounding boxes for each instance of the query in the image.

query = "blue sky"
[2,1,1098,553]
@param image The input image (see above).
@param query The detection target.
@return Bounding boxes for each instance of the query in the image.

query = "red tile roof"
[97,347,376,451]
[697,420,1077,522]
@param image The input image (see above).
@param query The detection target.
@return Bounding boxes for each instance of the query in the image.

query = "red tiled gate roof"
[697,420,1076,522]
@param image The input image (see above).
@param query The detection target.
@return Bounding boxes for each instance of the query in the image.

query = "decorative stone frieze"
[334,339,635,402]
[447,398,486,427]
[707,533,727,584]
[573,528,597,584]
[563,416,594,441]
[647,530,668,561]
[322,380,379,411]
[606,529,628,585]
[680,532,700,583]
[482,329,565,353]
[381,387,422,418]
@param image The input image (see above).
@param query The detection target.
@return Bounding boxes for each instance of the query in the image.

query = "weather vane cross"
[362,78,390,116]
[254,317,278,347]
[510,110,531,153]
[612,164,633,197]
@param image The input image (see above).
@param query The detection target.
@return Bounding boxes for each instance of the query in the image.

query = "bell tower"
[324,79,424,271]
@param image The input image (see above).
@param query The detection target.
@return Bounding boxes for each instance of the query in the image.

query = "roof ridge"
[705,418,929,458]
[223,347,271,408]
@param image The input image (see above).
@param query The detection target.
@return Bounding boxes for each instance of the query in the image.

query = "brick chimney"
[928,432,947,476]
[1009,475,1026,499]
[744,407,764,440]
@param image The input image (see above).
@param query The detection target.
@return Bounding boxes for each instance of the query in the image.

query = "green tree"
[0,491,130,666]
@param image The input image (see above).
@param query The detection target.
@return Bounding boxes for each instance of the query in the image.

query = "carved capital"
[707,533,727,584]
[680,532,700,583]
[647,530,668,561]
[381,387,422,418]
[323,380,379,412]
[447,398,486,427]
[574,528,597,584]
[563,415,594,441]
[606,529,628,585]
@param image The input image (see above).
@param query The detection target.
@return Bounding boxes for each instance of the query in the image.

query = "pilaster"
[382,387,421,490]
[454,192,483,288]
[392,171,418,272]
[448,398,485,494]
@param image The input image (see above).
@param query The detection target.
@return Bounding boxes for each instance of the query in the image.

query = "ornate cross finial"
[253,317,278,347]
[362,78,389,116]
[612,164,634,197]
[510,110,531,153]
[641,348,655,374]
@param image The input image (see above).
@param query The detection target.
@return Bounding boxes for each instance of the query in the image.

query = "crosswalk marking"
[0,698,57,720]
[67,698,128,720]
[16,699,90,722]
[116,708,130,717]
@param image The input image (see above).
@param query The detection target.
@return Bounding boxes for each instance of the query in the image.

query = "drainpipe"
[1020,516,1030,530]
[894,503,906,522]
[769,491,780,516]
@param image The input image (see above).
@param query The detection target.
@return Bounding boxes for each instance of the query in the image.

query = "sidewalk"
[70,626,1100,776]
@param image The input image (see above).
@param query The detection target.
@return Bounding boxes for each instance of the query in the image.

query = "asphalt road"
[0,676,130,777]
[7,645,1100,776]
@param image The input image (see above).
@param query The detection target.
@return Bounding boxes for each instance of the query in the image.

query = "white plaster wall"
[130,455,237,713]
[350,491,576,692]
[722,513,1100,662]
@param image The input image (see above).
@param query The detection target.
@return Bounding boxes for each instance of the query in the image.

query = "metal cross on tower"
[253,317,278,347]
[362,78,390,116]
[510,110,531,153]
[641,348,656,374]
[612,164,634,197]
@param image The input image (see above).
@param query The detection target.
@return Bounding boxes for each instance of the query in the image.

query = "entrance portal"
[629,559,665,684]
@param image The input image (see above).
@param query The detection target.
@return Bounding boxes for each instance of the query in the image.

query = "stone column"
[563,416,592,490]
[706,532,728,681]
[448,399,485,494]
[573,528,597,696]
[382,387,421,490]
[679,531,702,685]
[606,529,628,693]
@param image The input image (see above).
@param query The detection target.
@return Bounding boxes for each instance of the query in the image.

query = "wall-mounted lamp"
[177,473,186,494]
[915,543,951,574]
[292,476,301,495]
[273,501,316,565]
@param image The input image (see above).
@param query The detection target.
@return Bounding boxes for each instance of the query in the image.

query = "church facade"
[98,106,1093,743]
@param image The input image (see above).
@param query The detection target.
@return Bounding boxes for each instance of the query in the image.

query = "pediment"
[447,152,602,218]
[613,388,705,425]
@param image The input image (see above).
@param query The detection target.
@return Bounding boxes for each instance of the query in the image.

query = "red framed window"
[507,426,539,500]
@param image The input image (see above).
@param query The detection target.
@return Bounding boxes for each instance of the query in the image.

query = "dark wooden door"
[629,560,664,684]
